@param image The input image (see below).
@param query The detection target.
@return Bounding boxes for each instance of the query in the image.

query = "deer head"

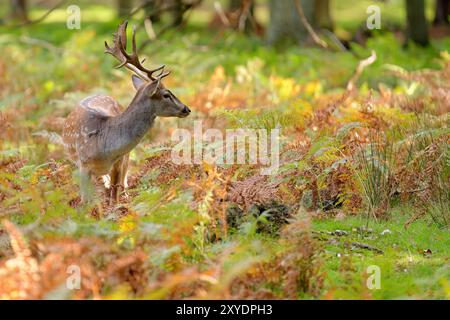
[104,21,191,118]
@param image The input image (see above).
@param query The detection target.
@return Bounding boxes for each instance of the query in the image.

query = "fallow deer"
[63,21,191,204]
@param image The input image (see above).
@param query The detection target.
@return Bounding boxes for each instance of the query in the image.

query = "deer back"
[63,95,122,168]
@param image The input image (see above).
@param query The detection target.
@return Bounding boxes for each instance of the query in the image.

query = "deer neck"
[105,90,156,157]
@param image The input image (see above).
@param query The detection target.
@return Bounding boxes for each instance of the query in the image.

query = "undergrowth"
[0,9,449,299]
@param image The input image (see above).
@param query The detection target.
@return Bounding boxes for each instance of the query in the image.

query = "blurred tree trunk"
[405,0,429,46]
[267,0,315,46]
[117,0,133,17]
[143,0,184,25]
[315,0,333,30]
[10,0,28,22]
[172,0,184,26]
[229,0,256,32]
[433,0,449,25]
[143,0,160,22]
[229,0,241,11]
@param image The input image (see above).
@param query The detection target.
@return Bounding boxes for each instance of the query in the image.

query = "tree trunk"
[405,0,429,46]
[10,0,28,22]
[143,0,162,23]
[228,0,256,32]
[267,0,316,46]
[433,0,450,25]
[315,0,333,30]
[172,0,184,26]
[117,0,133,17]
[229,0,242,11]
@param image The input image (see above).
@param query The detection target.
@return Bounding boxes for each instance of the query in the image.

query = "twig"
[6,0,67,27]
[404,210,426,229]
[138,0,202,51]
[346,50,377,92]
[293,0,328,49]
[128,1,179,18]
[128,0,202,20]
[322,29,347,52]
[214,1,230,27]
[139,22,180,51]
[144,18,157,41]
[238,0,253,32]
[19,36,62,53]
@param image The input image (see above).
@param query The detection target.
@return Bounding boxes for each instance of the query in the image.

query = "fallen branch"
[19,36,62,53]
[213,1,230,27]
[350,241,384,254]
[294,0,328,49]
[144,18,157,41]
[322,29,347,52]
[404,210,426,229]
[6,0,67,27]
[346,50,377,92]
[238,0,254,32]
[128,1,181,19]
[138,0,203,50]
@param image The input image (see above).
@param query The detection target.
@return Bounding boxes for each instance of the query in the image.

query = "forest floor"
[0,5,449,299]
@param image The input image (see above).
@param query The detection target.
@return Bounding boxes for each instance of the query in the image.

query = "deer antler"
[105,21,168,81]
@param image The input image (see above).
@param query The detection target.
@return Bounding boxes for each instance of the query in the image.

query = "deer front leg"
[109,161,120,205]
[79,167,95,204]
[119,153,129,200]
[109,154,128,204]
[108,154,130,204]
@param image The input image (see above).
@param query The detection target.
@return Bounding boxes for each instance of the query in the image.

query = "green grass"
[312,207,450,299]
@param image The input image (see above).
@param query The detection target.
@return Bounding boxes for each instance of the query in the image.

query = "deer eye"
[163,93,171,100]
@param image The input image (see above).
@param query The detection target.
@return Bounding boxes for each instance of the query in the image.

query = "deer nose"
[183,106,191,114]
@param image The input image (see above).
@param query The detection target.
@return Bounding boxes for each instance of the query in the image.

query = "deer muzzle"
[180,106,191,117]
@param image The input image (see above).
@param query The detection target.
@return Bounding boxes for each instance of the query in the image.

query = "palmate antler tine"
[118,21,128,52]
[105,21,171,82]
[117,25,133,62]
[104,22,148,80]
[104,26,128,68]
[131,25,138,58]
[105,24,126,58]
[105,50,141,79]
[104,41,125,68]
[105,39,147,80]
[116,23,155,80]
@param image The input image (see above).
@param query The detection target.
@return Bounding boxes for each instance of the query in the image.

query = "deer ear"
[132,75,146,90]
